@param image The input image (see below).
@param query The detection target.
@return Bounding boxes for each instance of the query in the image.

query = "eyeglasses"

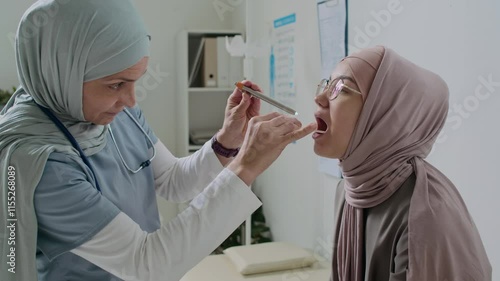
[316,77,362,100]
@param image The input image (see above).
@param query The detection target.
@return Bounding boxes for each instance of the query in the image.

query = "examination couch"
[180,242,331,281]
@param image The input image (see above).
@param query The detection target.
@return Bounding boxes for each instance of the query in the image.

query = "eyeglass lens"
[317,79,344,100]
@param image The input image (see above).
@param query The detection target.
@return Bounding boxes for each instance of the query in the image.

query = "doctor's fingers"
[248,113,301,131]
[268,117,303,136]
[250,112,281,124]
[283,122,317,143]
[268,115,302,128]
[239,80,263,92]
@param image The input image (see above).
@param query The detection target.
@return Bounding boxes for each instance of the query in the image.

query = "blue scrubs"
[35,106,158,281]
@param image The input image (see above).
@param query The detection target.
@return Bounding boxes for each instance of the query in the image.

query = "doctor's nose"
[120,84,136,108]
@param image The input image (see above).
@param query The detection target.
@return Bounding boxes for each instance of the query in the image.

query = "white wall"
[241,0,338,263]
[0,1,33,89]
[246,0,500,275]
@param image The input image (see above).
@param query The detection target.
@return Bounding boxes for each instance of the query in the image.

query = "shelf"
[188,87,234,93]
[185,30,241,37]
[176,30,242,158]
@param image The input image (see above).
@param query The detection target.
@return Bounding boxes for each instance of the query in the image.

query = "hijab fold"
[0,1,150,280]
[335,46,491,281]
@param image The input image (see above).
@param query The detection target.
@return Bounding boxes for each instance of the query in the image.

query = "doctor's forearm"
[152,140,224,202]
[71,169,261,281]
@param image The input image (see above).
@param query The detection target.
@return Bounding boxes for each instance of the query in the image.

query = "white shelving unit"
[175,30,242,156]
[176,30,253,246]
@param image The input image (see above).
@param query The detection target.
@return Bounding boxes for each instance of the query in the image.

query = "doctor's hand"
[216,80,262,150]
[227,112,317,186]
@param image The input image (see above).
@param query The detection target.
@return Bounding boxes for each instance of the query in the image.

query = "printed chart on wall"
[269,13,297,112]
[317,0,347,178]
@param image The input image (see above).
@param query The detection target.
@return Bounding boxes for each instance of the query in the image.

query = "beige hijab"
[335,46,491,281]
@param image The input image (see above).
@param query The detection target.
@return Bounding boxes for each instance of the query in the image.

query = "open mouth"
[315,117,327,134]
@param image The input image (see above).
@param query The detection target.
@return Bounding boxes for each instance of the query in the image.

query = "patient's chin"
[314,144,333,158]
[314,143,343,159]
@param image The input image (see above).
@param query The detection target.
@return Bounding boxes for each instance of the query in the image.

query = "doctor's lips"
[235,82,298,115]
[315,116,327,134]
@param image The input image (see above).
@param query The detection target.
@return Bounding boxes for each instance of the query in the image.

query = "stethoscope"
[35,103,156,193]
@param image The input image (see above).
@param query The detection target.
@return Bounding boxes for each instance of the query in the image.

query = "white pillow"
[223,242,317,275]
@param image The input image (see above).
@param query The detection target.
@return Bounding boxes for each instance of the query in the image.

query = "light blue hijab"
[0,0,150,280]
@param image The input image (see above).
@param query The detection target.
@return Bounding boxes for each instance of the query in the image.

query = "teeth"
[315,130,326,134]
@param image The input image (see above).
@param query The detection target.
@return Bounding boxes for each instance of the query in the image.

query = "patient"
[313,46,492,281]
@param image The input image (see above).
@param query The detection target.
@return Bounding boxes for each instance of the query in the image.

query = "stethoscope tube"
[109,109,156,174]
[35,103,102,192]
[35,103,157,193]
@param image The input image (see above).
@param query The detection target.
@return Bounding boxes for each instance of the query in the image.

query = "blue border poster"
[270,13,297,112]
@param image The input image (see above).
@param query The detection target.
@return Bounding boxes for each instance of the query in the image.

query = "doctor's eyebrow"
[106,69,148,82]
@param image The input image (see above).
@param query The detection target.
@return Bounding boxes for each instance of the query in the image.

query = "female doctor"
[0,1,316,281]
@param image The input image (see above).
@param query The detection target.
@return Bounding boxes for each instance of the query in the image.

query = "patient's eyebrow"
[330,75,355,83]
